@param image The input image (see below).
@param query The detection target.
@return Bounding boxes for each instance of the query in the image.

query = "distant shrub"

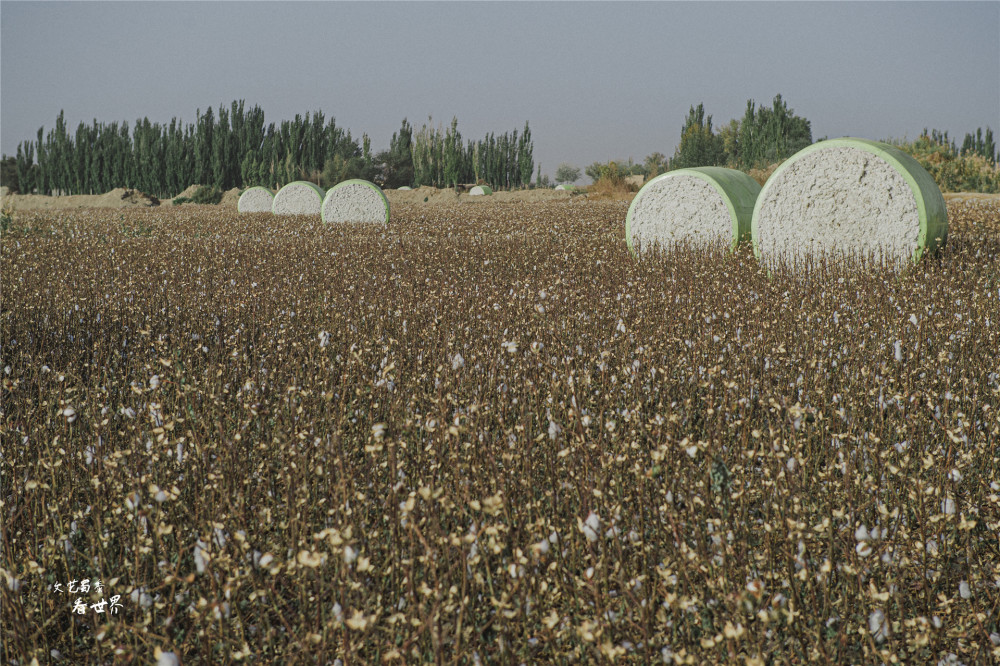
[888,133,1000,193]
[586,162,639,200]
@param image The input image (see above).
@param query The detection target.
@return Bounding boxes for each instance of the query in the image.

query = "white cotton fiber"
[625,167,761,255]
[752,138,948,271]
[321,179,389,224]
[272,181,325,216]
[237,186,274,213]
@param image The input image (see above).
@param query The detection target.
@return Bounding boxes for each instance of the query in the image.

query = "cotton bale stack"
[469,185,493,196]
[321,179,390,224]
[272,181,325,216]
[625,167,761,255]
[751,138,948,270]
[237,186,275,213]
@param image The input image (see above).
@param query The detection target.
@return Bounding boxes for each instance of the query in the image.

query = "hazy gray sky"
[2,1,998,179]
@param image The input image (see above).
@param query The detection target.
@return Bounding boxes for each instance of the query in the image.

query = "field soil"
[4,184,996,212]
[1,184,587,210]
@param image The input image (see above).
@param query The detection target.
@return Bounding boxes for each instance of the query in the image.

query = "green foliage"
[374,119,414,189]
[642,152,668,179]
[887,130,1000,193]
[409,117,533,190]
[554,163,580,184]
[734,95,812,169]
[13,105,534,197]
[1,154,19,193]
[0,198,14,234]
[586,159,642,184]
[671,103,726,169]
[960,127,997,165]
[662,95,813,174]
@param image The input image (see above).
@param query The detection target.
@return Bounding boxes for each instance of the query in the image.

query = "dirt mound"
[221,188,240,208]
[384,186,585,206]
[385,186,460,206]
[174,184,203,199]
[96,188,159,207]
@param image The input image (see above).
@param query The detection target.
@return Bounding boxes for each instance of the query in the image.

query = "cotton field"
[1,199,999,663]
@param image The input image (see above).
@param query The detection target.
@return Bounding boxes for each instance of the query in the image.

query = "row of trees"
[2,102,533,196]
[671,95,813,170]
[918,127,1000,165]
[377,117,533,190]
[563,95,815,186]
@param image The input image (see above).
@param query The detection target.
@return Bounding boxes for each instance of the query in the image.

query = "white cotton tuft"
[194,539,208,574]
[156,651,180,666]
[581,512,601,542]
[869,608,889,642]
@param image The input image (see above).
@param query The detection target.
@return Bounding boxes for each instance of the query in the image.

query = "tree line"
[572,95,816,186]
[378,117,533,190]
[1,102,533,196]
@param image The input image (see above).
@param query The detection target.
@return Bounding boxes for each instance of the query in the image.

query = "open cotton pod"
[237,186,274,213]
[625,167,761,255]
[272,181,325,216]
[751,138,948,270]
[321,179,390,224]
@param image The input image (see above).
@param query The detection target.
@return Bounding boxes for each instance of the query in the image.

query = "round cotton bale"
[321,179,390,224]
[272,181,325,216]
[398,186,412,191]
[751,138,948,269]
[237,186,275,213]
[625,167,762,255]
[555,184,576,191]
[469,185,493,196]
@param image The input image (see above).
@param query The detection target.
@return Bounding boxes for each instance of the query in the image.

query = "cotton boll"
[581,512,601,542]
[959,581,971,599]
[155,650,180,666]
[869,609,889,642]
[194,539,208,574]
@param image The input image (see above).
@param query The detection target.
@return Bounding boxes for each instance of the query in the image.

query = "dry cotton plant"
[1,199,999,664]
